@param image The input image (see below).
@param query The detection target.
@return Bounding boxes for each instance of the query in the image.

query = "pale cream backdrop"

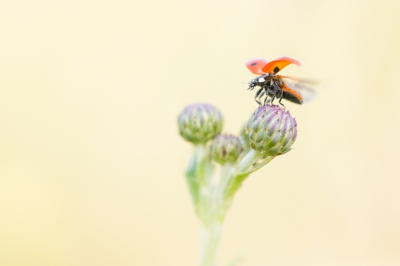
[1,0,399,265]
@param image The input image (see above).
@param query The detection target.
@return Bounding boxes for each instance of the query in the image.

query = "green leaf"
[224,149,275,201]
[224,173,250,200]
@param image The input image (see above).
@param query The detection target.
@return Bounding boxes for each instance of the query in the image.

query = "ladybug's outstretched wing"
[262,56,301,74]
[246,58,268,75]
[282,78,317,104]
[280,76,318,86]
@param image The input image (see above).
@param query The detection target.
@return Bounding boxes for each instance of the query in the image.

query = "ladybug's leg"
[258,90,266,105]
[262,86,269,105]
[271,88,276,105]
[265,91,275,105]
[278,94,285,107]
[278,99,285,107]
[273,81,283,106]
[270,94,276,105]
[266,85,277,105]
[254,87,264,105]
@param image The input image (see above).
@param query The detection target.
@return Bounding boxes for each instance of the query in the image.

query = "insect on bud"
[209,134,243,164]
[246,105,297,156]
[178,103,223,144]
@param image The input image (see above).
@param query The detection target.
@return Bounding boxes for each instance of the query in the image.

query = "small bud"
[246,105,297,156]
[178,103,223,144]
[209,134,243,164]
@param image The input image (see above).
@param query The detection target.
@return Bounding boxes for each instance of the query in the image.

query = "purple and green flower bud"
[178,103,223,144]
[209,134,243,164]
[246,105,297,156]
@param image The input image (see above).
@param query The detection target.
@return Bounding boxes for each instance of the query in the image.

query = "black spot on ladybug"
[251,62,257,66]
[273,67,280,74]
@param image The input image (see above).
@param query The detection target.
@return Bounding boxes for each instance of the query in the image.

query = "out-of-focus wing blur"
[283,77,318,104]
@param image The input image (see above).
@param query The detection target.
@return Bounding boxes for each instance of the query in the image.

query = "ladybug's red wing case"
[262,56,301,74]
[245,58,268,75]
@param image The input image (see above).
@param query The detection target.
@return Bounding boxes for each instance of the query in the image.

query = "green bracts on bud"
[178,103,223,144]
[246,105,297,156]
[239,125,250,151]
[209,134,243,164]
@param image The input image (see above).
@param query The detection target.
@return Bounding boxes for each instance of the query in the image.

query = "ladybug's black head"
[248,79,257,90]
[248,74,269,90]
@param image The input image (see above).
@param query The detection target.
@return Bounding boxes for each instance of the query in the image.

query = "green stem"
[194,148,274,266]
[186,144,215,221]
[198,163,234,266]
[199,222,223,266]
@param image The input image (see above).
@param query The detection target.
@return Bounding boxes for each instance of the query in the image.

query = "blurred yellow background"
[1,0,400,265]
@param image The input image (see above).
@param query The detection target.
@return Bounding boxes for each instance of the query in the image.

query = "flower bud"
[209,134,243,164]
[178,103,223,144]
[239,125,250,151]
[246,105,297,156]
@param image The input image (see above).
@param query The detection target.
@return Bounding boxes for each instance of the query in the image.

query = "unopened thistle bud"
[209,134,243,164]
[246,105,297,156]
[239,125,250,151]
[178,103,223,144]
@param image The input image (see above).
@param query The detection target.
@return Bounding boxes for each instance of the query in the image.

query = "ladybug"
[246,56,316,106]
